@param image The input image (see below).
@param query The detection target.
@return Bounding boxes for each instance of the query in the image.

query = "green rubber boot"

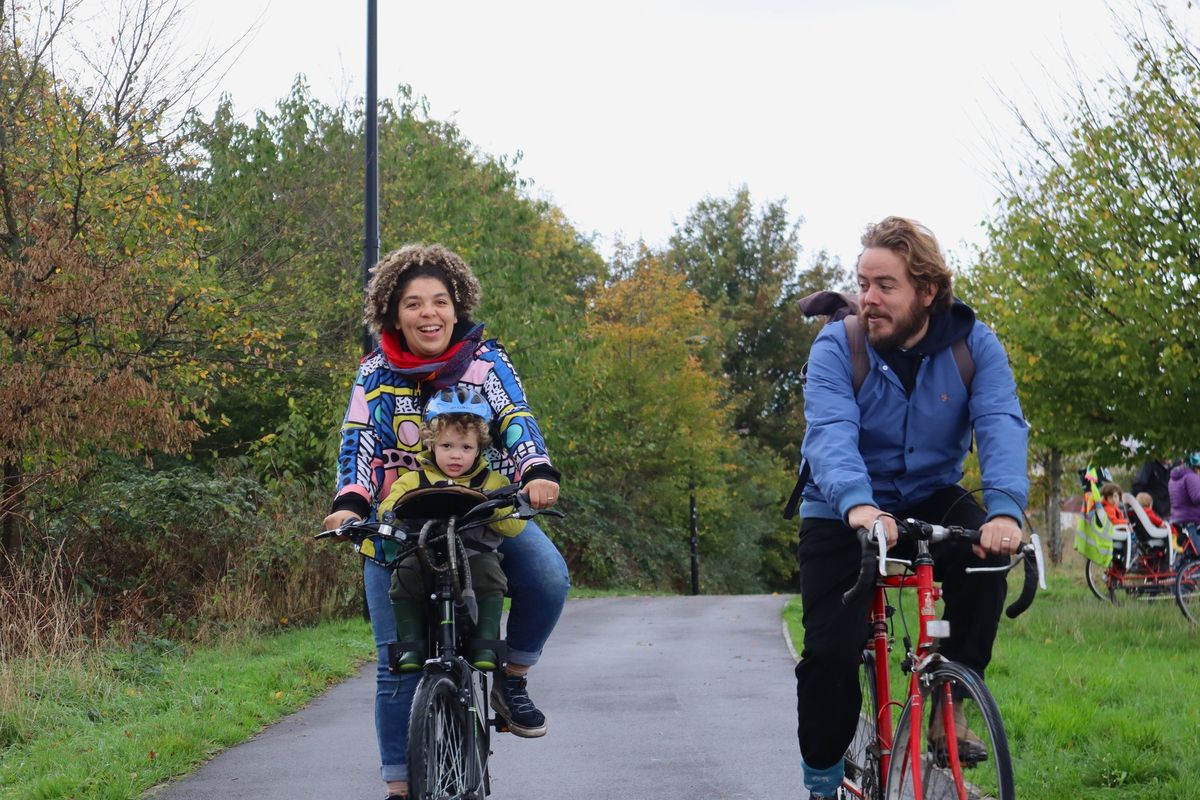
[391,598,426,672]
[470,597,504,671]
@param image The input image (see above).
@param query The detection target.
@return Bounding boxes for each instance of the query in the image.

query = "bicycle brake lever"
[872,519,889,577]
[1028,533,1047,590]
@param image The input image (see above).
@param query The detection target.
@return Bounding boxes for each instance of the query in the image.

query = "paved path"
[154,595,804,800]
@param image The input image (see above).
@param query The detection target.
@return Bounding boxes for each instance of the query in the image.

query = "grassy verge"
[782,554,1200,799]
[0,619,373,800]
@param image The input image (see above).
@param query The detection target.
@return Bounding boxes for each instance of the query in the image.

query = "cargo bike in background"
[1074,467,1200,622]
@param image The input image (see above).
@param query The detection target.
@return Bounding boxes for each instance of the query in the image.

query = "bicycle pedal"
[931,743,987,769]
[493,717,511,734]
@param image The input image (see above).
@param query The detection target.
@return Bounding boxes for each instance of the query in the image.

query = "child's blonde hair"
[422,413,492,451]
[1136,491,1153,507]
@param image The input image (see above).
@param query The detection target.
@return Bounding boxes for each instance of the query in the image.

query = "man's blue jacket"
[799,300,1029,523]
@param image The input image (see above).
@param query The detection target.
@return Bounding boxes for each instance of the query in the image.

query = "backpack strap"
[842,315,870,393]
[952,339,974,390]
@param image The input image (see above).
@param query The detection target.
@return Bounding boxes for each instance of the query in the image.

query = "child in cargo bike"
[379,386,525,673]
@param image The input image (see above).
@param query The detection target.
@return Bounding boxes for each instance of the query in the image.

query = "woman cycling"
[321,244,568,800]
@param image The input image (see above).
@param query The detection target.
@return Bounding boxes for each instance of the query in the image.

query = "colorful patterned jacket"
[330,325,559,520]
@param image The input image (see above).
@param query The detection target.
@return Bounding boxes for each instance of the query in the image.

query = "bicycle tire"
[1083,560,1107,602]
[843,649,883,799]
[408,671,487,800]
[1174,556,1200,624]
[885,660,1014,800]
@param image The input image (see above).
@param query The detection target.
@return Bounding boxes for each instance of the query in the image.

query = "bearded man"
[792,216,1029,800]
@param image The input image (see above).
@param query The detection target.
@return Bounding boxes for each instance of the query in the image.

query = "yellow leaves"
[1026,354,1039,366]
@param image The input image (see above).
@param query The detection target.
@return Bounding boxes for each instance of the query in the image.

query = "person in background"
[1135,491,1167,528]
[1099,482,1129,527]
[1131,457,1172,519]
[1169,453,1200,552]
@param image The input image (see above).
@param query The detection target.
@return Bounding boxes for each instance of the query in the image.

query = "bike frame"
[1105,535,1199,596]
[862,539,947,798]
[857,536,989,800]
[424,541,495,776]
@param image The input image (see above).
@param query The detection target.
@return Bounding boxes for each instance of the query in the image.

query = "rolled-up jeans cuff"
[507,647,540,667]
[381,764,408,782]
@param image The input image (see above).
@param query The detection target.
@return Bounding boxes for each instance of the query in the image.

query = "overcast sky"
[79,0,1196,270]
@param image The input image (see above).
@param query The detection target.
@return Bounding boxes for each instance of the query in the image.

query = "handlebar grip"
[1005,545,1039,618]
[842,528,879,606]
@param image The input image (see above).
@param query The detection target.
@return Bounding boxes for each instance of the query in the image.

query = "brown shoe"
[928,698,988,764]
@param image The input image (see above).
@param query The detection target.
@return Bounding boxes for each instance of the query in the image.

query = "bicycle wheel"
[408,672,486,800]
[844,649,883,799]
[1083,560,1106,601]
[885,660,1013,800]
[1174,557,1200,624]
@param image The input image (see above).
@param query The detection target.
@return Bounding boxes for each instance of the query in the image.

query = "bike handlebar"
[841,517,1046,619]
[314,487,564,566]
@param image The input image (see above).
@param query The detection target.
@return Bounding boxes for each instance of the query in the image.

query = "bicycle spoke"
[886,662,1013,800]
[409,672,484,800]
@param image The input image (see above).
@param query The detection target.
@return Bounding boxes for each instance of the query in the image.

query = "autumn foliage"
[1,1,819,657]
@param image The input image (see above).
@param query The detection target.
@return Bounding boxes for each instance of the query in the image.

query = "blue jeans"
[365,519,569,782]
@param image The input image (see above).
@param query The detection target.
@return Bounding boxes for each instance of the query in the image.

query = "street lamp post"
[360,0,379,623]
[683,334,708,596]
[361,0,379,357]
[689,478,700,595]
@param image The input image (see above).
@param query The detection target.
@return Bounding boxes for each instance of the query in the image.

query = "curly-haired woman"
[322,244,568,800]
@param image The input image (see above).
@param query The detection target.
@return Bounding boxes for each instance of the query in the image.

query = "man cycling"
[792,216,1028,799]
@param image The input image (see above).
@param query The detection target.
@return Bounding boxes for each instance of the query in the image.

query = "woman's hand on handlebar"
[978,515,1022,558]
[523,478,560,510]
[322,509,362,535]
[848,504,897,547]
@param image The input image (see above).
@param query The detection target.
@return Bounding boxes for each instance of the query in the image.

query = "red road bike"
[840,518,1045,800]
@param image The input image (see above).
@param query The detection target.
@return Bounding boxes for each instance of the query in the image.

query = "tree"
[0,0,245,555]
[184,82,606,485]
[962,2,1200,558]
[664,186,844,461]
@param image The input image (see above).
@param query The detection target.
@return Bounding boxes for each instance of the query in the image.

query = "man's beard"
[861,295,930,350]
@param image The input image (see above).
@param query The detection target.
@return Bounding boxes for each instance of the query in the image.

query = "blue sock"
[802,757,844,797]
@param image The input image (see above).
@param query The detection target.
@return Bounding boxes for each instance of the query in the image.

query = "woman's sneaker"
[491,672,547,738]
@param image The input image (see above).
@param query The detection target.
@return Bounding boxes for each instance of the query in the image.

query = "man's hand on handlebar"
[848,504,897,547]
[523,478,560,510]
[978,515,1022,559]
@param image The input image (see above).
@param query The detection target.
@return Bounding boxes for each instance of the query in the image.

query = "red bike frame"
[862,543,956,798]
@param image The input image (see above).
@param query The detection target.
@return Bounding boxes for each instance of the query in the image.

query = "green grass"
[782,555,1200,799]
[0,619,373,800]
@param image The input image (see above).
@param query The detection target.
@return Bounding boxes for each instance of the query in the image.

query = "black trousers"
[794,485,1009,769]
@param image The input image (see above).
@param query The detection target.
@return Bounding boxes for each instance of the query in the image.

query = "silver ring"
[1001,537,1011,543]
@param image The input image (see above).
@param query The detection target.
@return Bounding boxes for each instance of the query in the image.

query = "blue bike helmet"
[423,386,493,423]
[1188,452,1200,468]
